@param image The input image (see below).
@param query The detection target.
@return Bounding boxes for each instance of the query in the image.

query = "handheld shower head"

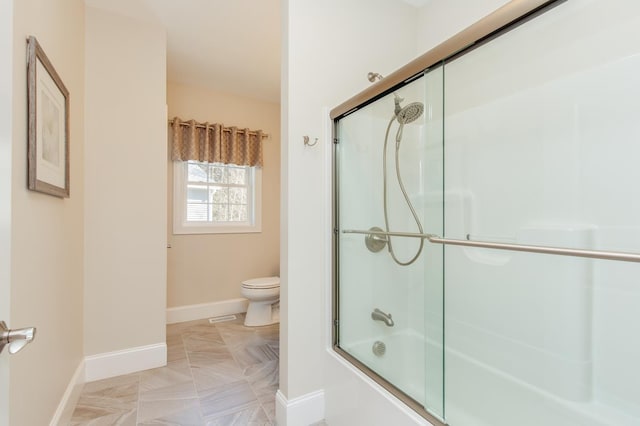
[395,101,424,124]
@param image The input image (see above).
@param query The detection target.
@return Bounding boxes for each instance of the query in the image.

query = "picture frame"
[27,36,70,198]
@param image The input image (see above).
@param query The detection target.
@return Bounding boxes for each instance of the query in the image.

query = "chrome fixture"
[369,72,425,124]
[371,308,395,327]
[382,95,425,265]
[368,71,426,265]
[0,321,36,355]
[372,340,387,357]
[365,226,387,253]
[394,98,424,125]
[367,72,384,82]
[344,229,640,263]
[303,135,319,147]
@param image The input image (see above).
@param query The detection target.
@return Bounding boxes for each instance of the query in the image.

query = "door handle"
[0,321,36,355]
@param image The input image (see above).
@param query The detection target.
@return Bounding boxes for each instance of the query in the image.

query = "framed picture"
[27,36,70,198]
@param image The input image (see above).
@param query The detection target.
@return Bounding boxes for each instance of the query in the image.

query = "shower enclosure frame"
[330,0,565,423]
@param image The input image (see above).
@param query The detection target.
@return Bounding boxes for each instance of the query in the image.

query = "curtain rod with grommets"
[168,118,269,139]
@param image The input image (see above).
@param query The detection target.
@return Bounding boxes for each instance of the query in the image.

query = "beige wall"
[8,0,85,424]
[84,7,167,355]
[166,82,280,308]
[0,1,12,424]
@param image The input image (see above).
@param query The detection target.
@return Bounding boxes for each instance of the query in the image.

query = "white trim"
[84,343,166,382]
[325,349,434,425]
[49,361,85,426]
[166,298,249,324]
[275,389,325,426]
[323,107,334,350]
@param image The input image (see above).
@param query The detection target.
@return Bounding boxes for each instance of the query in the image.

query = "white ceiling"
[86,0,281,103]
[85,0,433,104]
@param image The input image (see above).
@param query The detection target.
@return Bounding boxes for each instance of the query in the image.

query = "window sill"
[173,223,262,235]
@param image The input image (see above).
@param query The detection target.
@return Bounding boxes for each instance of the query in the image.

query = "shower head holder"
[365,226,388,253]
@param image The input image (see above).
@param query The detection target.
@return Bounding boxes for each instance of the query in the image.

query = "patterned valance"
[170,117,265,167]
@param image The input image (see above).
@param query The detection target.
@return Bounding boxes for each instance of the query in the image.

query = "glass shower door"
[333,2,640,425]
[334,66,445,421]
[442,1,640,425]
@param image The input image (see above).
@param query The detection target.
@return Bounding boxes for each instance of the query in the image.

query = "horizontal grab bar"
[341,229,640,263]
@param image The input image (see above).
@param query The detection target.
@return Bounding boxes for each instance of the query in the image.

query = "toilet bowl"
[241,276,280,326]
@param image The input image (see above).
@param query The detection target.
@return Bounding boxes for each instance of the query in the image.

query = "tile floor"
[70,314,279,425]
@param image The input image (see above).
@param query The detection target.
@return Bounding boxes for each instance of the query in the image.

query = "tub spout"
[371,308,394,327]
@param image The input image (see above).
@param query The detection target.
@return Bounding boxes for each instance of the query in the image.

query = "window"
[173,160,261,234]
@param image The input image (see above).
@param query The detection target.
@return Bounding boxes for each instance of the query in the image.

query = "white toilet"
[241,276,280,326]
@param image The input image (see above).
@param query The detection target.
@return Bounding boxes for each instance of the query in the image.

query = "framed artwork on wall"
[27,35,70,198]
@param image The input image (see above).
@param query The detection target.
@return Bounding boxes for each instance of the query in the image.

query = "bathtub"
[341,326,640,426]
[341,328,444,420]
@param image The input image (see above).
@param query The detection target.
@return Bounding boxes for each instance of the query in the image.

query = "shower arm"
[367,72,404,104]
[342,228,640,263]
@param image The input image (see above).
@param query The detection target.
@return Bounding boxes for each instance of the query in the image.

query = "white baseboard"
[276,389,325,426]
[84,343,166,382]
[50,361,85,426]
[166,298,249,324]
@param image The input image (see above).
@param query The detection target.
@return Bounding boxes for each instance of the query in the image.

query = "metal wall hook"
[303,135,319,147]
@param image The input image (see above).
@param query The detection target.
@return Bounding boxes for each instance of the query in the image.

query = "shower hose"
[382,115,425,266]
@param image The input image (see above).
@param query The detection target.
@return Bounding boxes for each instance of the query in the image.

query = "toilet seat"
[241,276,280,290]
